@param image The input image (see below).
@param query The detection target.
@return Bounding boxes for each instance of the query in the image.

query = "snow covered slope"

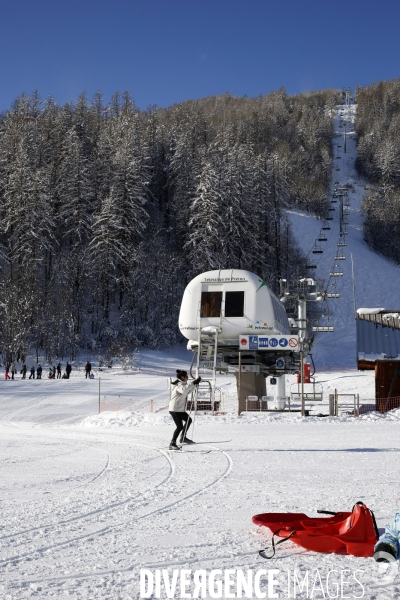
[0,374,399,599]
[288,104,400,368]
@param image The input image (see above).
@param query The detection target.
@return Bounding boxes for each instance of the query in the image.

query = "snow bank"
[357,307,385,315]
[80,408,400,428]
[81,411,172,428]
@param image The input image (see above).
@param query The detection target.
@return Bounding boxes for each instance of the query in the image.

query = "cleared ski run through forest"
[288,103,400,368]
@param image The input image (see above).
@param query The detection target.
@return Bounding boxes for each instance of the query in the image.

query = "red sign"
[240,338,247,346]
[289,338,298,348]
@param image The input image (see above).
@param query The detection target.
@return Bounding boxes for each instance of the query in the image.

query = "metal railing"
[329,392,360,416]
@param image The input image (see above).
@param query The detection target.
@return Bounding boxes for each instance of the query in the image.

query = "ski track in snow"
[2,107,400,598]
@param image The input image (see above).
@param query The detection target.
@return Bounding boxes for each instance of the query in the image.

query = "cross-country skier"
[169,369,201,450]
[56,362,62,379]
[66,362,72,379]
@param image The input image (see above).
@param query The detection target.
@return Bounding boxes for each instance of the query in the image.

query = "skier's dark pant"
[169,411,192,443]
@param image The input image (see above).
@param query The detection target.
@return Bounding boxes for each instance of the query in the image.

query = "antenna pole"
[351,253,357,315]
[298,299,307,417]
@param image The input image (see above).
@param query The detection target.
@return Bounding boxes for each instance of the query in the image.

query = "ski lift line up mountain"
[301,100,352,332]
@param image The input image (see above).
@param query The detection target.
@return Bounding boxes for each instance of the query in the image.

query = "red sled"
[253,502,379,558]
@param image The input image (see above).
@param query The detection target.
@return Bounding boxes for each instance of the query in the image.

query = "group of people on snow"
[4,359,95,380]
[4,361,75,380]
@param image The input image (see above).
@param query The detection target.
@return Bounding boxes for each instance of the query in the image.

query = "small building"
[179,269,290,344]
[179,269,300,412]
[356,309,400,412]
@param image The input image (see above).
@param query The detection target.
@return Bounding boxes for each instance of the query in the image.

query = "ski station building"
[356,308,400,412]
[179,269,301,413]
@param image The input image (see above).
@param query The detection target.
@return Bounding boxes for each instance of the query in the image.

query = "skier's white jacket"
[169,380,196,412]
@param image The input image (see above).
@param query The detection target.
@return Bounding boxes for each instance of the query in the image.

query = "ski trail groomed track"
[0,445,232,570]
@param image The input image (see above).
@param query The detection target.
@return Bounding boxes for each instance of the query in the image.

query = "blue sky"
[0,0,399,111]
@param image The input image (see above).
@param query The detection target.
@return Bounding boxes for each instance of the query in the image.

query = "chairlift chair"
[305,260,317,269]
[322,226,331,230]
[318,233,328,241]
[326,281,340,298]
[337,239,347,246]
[326,216,333,220]
[312,318,335,332]
[328,208,335,212]
[312,306,335,330]
[312,244,323,254]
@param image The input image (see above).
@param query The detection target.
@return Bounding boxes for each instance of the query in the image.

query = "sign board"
[276,358,285,369]
[240,365,260,373]
[239,335,299,352]
[226,365,260,373]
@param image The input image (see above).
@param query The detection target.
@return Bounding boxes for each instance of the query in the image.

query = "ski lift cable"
[305,204,338,261]
[304,167,351,287]
[304,205,339,271]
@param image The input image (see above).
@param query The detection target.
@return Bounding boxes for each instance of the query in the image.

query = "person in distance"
[169,369,201,450]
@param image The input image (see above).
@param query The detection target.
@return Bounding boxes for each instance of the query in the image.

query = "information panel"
[239,335,299,352]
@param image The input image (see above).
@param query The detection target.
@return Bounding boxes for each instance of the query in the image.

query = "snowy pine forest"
[356,80,400,262]
[0,88,342,361]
